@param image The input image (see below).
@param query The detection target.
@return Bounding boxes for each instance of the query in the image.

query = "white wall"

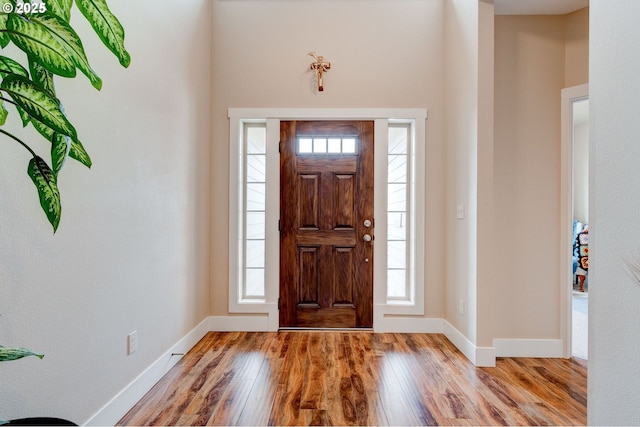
[0,0,211,423]
[211,0,447,318]
[443,0,494,351]
[444,0,484,347]
[444,0,479,345]
[589,1,640,424]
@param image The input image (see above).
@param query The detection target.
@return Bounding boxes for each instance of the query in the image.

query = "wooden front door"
[280,121,374,328]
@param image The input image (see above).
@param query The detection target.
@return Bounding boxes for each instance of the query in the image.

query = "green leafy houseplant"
[1,1,128,422]
[0,0,130,233]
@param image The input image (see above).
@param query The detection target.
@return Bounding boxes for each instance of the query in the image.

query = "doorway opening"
[561,84,589,360]
[571,97,589,359]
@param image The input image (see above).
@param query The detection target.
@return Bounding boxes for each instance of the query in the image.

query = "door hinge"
[278,298,281,310]
[278,219,281,231]
[279,141,282,153]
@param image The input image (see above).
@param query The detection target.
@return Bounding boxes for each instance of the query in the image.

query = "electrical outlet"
[127,330,138,355]
[459,299,464,316]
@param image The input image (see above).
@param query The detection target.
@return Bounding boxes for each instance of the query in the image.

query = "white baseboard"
[208,314,278,332]
[494,338,564,358]
[83,318,211,426]
[375,315,444,333]
[443,321,496,367]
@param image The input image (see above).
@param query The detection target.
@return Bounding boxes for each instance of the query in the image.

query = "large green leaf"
[0,58,32,126]
[7,12,76,78]
[31,118,91,168]
[75,0,130,68]
[28,117,68,173]
[17,104,31,127]
[0,346,45,362]
[0,55,29,78]
[29,57,56,96]
[42,0,73,22]
[0,101,7,125]
[68,137,91,168]
[0,9,10,48]
[51,132,69,174]
[28,156,61,232]
[1,74,77,139]
[30,13,102,89]
[0,56,28,126]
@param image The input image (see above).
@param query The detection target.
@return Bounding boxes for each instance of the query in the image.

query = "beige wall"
[476,0,496,347]
[565,7,589,87]
[493,14,565,339]
[211,0,447,317]
[213,2,589,347]
[493,11,588,341]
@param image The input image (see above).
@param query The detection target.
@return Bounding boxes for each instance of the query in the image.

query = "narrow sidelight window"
[387,123,413,302]
[242,123,267,300]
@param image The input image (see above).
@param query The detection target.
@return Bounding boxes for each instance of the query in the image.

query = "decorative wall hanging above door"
[308,52,331,92]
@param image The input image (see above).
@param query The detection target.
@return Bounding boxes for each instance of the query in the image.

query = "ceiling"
[494,0,589,15]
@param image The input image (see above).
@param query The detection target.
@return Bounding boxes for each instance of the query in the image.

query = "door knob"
[364,219,372,228]
[363,234,372,242]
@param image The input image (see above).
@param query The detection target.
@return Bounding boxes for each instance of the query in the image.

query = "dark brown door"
[280,121,374,328]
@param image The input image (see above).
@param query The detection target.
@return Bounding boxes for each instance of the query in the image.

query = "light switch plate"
[127,331,138,355]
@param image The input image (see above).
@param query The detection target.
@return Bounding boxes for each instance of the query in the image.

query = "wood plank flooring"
[117,332,587,426]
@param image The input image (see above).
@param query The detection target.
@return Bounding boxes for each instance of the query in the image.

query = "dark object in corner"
[5,418,77,426]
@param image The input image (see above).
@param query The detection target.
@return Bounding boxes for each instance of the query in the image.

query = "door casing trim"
[228,108,428,332]
[560,84,589,358]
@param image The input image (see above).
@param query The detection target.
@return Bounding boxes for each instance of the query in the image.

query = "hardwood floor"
[117,331,587,426]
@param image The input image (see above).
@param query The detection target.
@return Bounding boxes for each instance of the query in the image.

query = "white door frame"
[560,84,589,358]
[228,108,427,331]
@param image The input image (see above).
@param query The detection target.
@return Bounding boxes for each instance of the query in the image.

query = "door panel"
[280,120,374,328]
[334,175,355,227]
[298,246,319,304]
[333,247,355,305]
[298,174,319,228]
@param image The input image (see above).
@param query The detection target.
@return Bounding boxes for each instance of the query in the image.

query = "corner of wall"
[444,320,496,367]
[83,318,211,426]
